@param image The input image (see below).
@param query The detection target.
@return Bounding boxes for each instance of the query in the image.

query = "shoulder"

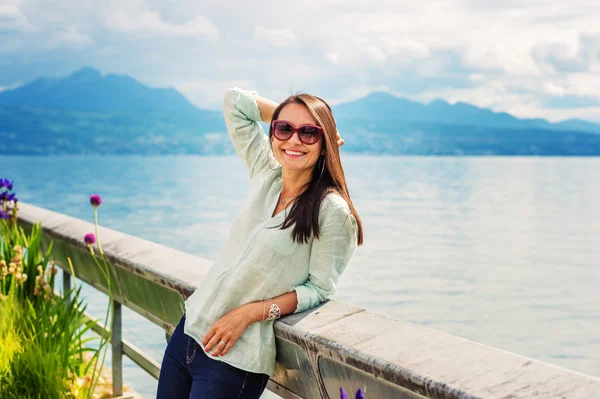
[321,192,350,213]
[319,191,354,224]
[317,191,358,242]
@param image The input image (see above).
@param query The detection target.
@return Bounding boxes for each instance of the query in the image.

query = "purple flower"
[7,193,16,202]
[0,178,14,193]
[340,387,364,399]
[90,194,102,207]
[0,178,13,190]
[0,210,9,219]
[0,192,7,201]
[84,233,96,245]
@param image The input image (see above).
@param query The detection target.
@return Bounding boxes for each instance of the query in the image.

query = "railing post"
[63,270,71,303]
[112,300,123,397]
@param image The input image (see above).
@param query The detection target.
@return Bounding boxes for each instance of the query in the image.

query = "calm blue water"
[1,155,599,397]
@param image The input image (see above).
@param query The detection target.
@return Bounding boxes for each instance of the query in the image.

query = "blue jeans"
[157,315,270,399]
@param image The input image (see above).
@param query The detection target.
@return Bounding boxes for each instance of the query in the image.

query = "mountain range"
[1,67,599,155]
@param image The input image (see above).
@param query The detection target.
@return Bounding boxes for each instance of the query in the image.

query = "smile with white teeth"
[284,150,305,156]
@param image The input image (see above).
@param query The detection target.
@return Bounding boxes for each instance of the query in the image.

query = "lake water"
[1,155,599,398]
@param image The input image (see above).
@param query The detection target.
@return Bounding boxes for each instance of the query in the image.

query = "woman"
[157,87,364,398]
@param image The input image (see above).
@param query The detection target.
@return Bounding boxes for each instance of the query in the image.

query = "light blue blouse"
[184,87,359,377]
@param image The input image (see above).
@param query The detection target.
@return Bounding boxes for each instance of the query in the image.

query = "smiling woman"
[156,87,363,399]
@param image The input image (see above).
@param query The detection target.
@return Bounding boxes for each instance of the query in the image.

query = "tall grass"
[0,292,70,399]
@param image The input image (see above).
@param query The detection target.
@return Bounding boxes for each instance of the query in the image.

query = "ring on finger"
[213,340,227,356]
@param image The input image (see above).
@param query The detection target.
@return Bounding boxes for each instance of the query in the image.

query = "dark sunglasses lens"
[273,122,293,139]
[299,126,320,144]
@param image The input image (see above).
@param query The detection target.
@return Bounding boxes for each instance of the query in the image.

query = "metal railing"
[17,203,600,399]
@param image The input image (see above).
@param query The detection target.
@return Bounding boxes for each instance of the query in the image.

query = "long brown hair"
[269,94,364,247]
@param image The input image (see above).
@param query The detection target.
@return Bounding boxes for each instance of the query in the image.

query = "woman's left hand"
[336,130,345,147]
[202,305,252,357]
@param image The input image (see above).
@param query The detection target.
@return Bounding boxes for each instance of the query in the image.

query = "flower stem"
[93,208,104,256]
[87,208,114,396]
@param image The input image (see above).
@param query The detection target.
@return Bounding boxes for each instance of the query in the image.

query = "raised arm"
[223,87,279,179]
[253,93,278,123]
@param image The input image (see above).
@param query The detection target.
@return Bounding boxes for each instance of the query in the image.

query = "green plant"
[0,182,116,398]
[0,256,97,398]
[0,179,103,398]
[1,178,54,301]
[0,295,69,399]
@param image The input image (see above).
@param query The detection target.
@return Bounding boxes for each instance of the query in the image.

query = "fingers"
[335,131,344,147]
[210,336,235,357]
[215,339,234,357]
[210,339,226,357]
[204,333,220,353]
[204,330,235,357]
[201,328,215,347]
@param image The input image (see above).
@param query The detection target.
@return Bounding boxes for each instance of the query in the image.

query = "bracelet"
[267,303,281,320]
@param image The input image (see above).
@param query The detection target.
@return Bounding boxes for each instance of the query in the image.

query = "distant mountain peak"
[0,66,201,115]
[69,67,102,81]
[334,90,600,134]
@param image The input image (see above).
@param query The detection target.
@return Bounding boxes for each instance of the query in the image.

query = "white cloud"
[173,78,254,109]
[105,5,218,38]
[45,25,94,50]
[253,26,296,48]
[0,0,35,33]
[469,73,486,83]
[312,2,599,80]
[328,84,394,105]
[543,82,565,96]
[326,36,430,67]
[563,72,600,98]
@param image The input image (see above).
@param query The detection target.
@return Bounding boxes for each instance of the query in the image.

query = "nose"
[287,131,303,145]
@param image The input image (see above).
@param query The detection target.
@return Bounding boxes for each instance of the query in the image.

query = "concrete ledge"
[17,202,600,398]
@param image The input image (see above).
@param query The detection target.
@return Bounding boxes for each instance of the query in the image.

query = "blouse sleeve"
[288,200,359,314]
[223,87,277,180]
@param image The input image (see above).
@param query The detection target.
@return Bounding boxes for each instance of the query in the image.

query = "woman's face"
[271,103,324,174]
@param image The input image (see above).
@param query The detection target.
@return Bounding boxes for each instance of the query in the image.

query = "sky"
[1,0,600,122]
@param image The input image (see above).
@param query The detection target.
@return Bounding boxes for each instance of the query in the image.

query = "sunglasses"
[271,120,324,145]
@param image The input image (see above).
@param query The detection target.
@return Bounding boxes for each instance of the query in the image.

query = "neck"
[281,166,312,198]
